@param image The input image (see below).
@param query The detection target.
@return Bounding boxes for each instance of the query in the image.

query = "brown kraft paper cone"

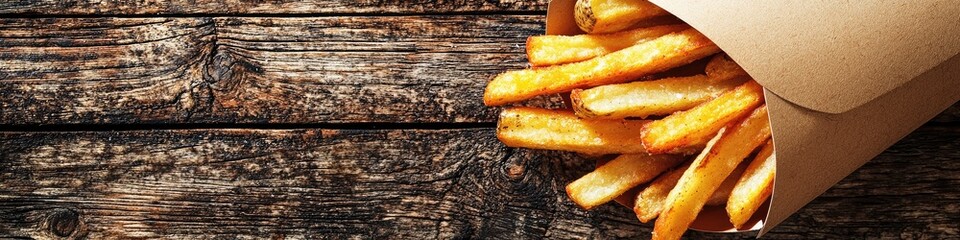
[547,0,960,236]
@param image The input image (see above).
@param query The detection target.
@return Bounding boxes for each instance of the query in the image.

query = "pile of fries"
[483,0,775,239]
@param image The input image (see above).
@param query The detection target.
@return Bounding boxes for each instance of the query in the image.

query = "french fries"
[571,74,746,119]
[484,29,720,106]
[640,80,765,154]
[575,0,670,34]
[727,140,776,228]
[705,161,748,206]
[496,107,649,154]
[567,154,683,209]
[484,5,778,238]
[634,162,691,223]
[705,54,750,83]
[633,150,747,223]
[527,24,689,66]
[653,106,771,240]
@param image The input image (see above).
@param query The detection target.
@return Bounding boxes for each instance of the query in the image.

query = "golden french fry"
[727,139,776,228]
[705,53,750,83]
[571,74,746,119]
[575,0,670,34]
[496,107,649,154]
[640,80,764,154]
[653,105,771,240]
[634,162,691,223]
[527,24,689,66]
[705,160,748,206]
[484,29,720,106]
[632,143,746,223]
[567,154,683,209]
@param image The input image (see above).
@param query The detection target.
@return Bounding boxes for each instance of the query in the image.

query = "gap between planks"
[0,11,546,19]
[0,121,956,133]
[0,122,498,132]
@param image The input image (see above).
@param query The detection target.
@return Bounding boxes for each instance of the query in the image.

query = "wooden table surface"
[1,1,958,239]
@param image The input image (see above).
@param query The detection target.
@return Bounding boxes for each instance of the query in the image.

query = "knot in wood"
[46,208,80,237]
[204,46,262,91]
[507,164,525,178]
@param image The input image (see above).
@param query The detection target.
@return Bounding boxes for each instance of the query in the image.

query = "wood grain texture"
[0,0,549,15]
[1,127,957,239]
[0,18,217,124]
[0,17,561,125]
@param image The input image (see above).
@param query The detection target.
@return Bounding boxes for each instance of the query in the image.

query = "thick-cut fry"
[575,0,670,34]
[496,107,649,154]
[652,106,771,240]
[632,150,745,223]
[567,154,683,209]
[640,80,764,154]
[634,162,692,223]
[484,29,720,106]
[705,53,750,83]
[571,74,746,119]
[727,139,776,228]
[527,25,689,66]
[705,161,748,206]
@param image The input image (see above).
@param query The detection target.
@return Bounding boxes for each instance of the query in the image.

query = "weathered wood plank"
[205,16,559,123]
[0,1,549,15]
[0,18,217,124]
[1,127,958,239]
[0,17,561,125]
[2,17,957,125]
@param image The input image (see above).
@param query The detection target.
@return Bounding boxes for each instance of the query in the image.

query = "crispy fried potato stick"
[496,107,649,154]
[727,139,775,228]
[575,0,670,34]
[705,53,750,83]
[632,150,745,223]
[484,29,720,106]
[705,160,748,206]
[640,80,764,154]
[527,25,689,66]
[567,154,683,209]
[571,74,745,119]
[634,161,691,223]
[652,105,771,240]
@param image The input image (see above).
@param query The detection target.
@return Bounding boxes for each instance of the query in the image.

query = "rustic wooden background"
[1,1,958,239]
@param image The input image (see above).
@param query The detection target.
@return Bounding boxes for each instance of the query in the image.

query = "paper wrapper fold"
[547,0,960,236]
